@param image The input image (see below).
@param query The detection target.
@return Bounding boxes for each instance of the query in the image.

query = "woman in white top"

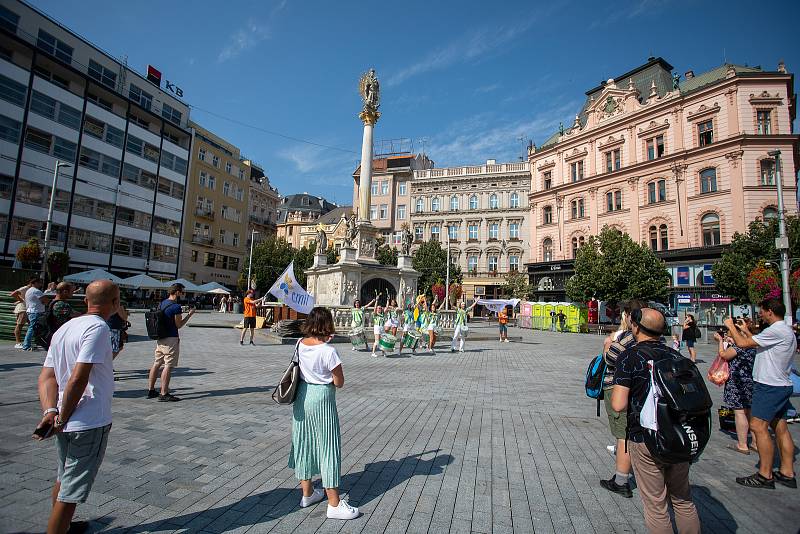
[288,307,359,520]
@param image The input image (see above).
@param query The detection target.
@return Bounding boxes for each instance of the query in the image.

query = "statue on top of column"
[358,69,381,124]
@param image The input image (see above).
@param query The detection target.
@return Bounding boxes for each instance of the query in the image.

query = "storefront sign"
[676,266,691,286]
[703,264,715,285]
[677,294,692,305]
[550,264,562,271]
[699,295,732,303]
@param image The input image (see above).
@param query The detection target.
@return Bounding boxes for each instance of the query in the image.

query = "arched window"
[469,195,478,210]
[606,190,622,212]
[650,224,668,250]
[450,195,459,211]
[510,192,520,208]
[430,225,440,241]
[700,168,717,193]
[647,179,666,204]
[649,225,658,250]
[763,206,778,220]
[701,213,720,246]
[542,205,553,224]
[543,238,553,262]
[570,198,584,219]
[760,159,775,186]
[659,224,668,250]
[571,236,585,258]
[415,198,424,213]
[489,193,499,209]
[431,197,440,212]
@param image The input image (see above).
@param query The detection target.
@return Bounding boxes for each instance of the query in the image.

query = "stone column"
[358,113,378,223]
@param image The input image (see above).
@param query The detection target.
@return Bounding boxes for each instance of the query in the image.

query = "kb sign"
[165,80,184,98]
[147,65,185,98]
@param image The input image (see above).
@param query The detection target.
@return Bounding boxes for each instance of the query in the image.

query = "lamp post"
[41,161,72,281]
[768,150,792,323]
[445,227,450,310]
[247,229,258,291]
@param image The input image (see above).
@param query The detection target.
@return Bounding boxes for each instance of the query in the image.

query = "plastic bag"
[707,356,730,386]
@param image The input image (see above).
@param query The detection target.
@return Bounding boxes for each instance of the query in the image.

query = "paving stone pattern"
[1,314,798,533]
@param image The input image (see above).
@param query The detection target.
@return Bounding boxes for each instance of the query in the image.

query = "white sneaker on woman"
[327,499,359,519]
[300,488,325,508]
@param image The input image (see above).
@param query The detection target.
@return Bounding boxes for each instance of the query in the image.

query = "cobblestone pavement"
[1,314,799,533]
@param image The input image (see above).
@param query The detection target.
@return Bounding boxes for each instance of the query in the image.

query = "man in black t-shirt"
[611,308,700,534]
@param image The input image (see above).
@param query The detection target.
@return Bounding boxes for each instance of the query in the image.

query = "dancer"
[427,302,440,354]
[451,300,478,352]
[398,302,419,355]
[386,298,400,336]
[349,297,375,351]
[371,300,387,358]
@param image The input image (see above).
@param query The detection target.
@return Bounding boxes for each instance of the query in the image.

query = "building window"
[488,256,498,272]
[430,225,440,241]
[648,179,666,204]
[415,226,423,241]
[397,204,406,219]
[224,161,232,174]
[605,149,621,172]
[0,6,20,33]
[448,225,458,240]
[468,224,478,240]
[757,110,772,134]
[606,190,622,212]
[129,84,153,110]
[509,222,520,239]
[415,198,424,213]
[30,91,81,130]
[0,114,21,143]
[543,171,552,190]
[543,238,553,262]
[381,181,389,195]
[161,103,182,125]
[489,194,499,209]
[370,205,377,220]
[570,198,584,219]
[398,182,407,195]
[37,30,73,64]
[79,147,121,178]
[469,195,478,210]
[763,207,778,220]
[212,154,219,168]
[431,197,440,212]
[126,135,160,163]
[510,192,520,208]
[571,236,585,258]
[543,205,553,224]
[371,182,378,196]
[0,74,27,107]
[122,163,156,190]
[25,127,77,163]
[646,135,665,160]
[83,116,123,148]
[489,223,499,240]
[700,168,717,193]
[379,204,388,219]
[233,232,240,246]
[509,255,519,272]
[701,213,720,246]
[760,159,775,186]
[223,181,231,197]
[88,60,116,89]
[450,195,459,211]
[649,225,669,251]
[468,255,478,273]
[570,161,584,182]
[698,120,713,147]
[660,224,668,250]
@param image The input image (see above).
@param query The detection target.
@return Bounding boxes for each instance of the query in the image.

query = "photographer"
[714,318,757,455]
[146,283,195,402]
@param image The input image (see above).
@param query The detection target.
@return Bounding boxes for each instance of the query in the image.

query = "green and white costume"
[452,309,469,351]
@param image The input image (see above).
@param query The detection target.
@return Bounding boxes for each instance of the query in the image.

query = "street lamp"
[445,226,450,310]
[42,160,72,280]
[247,229,259,291]
[768,150,792,324]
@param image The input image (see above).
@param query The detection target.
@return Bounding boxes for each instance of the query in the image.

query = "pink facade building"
[526,57,798,316]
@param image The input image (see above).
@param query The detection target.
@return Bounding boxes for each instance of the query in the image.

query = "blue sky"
[30,0,800,205]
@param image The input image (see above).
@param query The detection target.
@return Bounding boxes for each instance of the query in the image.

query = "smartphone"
[32,421,54,440]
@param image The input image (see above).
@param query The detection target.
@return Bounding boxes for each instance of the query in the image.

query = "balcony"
[191,234,213,245]
[195,208,215,220]
[414,161,529,180]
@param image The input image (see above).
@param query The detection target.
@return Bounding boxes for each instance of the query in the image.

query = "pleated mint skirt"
[288,381,341,488]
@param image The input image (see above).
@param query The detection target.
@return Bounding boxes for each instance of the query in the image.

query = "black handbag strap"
[291,339,302,363]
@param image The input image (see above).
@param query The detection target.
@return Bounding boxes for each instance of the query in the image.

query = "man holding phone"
[34,279,119,534]
[147,283,195,402]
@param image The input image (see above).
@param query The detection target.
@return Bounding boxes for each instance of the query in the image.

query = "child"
[498,308,509,342]
[371,302,386,358]
[671,334,681,351]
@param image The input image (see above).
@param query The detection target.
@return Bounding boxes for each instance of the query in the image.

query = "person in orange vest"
[498,307,509,343]
[241,290,266,345]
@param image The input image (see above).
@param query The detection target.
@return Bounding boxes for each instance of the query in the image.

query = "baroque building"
[246,159,279,245]
[276,193,336,248]
[527,57,798,317]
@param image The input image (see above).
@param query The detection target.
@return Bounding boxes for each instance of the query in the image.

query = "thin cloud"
[278,143,355,176]
[474,83,502,95]
[216,1,287,63]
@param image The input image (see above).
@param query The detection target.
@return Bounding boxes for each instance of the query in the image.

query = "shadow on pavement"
[692,485,737,531]
[0,362,40,372]
[102,450,454,533]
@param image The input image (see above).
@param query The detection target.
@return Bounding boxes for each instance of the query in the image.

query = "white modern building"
[0,0,191,278]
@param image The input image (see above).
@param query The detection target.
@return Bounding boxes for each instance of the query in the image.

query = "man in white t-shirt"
[725,297,797,490]
[21,277,47,351]
[35,279,118,533]
[11,276,37,348]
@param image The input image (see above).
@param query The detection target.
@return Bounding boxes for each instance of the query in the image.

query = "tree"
[246,236,295,295]
[293,243,316,287]
[326,246,339,265]
[46,251,70,281]
[376,243,398,266]
[412,240,462,298]
[16,238,41,268]
[503,271,533,299]
[565,226,670,306]
[712,217,800,302]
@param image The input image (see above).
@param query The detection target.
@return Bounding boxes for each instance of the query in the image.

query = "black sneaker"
[736,472,775,489]
[240,340,244,345]
[249,340,255,345]
[146,389,159,399]
[158,393,181,402]
[773,471,797,488]
[600,476,633,498]
[67,521,89,534]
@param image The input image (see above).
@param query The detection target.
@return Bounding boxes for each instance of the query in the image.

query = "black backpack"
[638,345,713,464]
[145,303,172,340]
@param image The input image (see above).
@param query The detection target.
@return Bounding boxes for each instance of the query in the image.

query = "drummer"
[350,297,375,351]
[451,300,478,353]
[385,298,400,336]
[427,302,440,354]
[398,302,418,355]
[371,300,387,358]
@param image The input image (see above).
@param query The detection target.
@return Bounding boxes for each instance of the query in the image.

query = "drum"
[378,333,398,352]
[457,325,469,339]
[402,330,421,348]
[420,331,430,345]
[433,325,443,336]
[349,327,367,349]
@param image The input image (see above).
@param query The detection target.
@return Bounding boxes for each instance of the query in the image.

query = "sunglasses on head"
[630,308,664,337]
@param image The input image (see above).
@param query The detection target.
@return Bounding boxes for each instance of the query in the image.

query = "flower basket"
[746,263,781,304]
[791,269,800,305]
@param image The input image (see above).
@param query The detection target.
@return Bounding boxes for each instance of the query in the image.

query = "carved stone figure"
[359,68,380,112]
[344,213,357,247]
[315,224,327,252]
[401,226,414,255]
[360,237,375,258]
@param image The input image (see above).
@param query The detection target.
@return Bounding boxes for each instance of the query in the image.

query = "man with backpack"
[147,283,195,402]
[611,308,701,533]
[724,298,797,489]
[40,283,80,348]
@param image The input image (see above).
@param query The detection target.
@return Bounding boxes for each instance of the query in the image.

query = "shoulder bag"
[272,340,302,404]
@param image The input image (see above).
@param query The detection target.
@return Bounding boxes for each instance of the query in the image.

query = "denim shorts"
[56,424,111,503]
[685,339,695,348]
[498,324,508,334]
[751,382,793,422]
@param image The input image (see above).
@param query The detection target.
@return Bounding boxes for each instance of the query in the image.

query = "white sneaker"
[327,499,359,520]
[606,445,617,455]
[14,343,23,349]
[300,488,325,508]
[371,352,378,358]
[503,339,510,343]
[459,349,464,353]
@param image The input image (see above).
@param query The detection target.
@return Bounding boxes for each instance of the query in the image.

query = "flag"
[476,298,521,313]
[268,261,315,314]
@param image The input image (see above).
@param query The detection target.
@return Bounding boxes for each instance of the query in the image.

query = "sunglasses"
[630,308,664,337]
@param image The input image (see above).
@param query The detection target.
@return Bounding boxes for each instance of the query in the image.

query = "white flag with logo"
[268,261,315,314]
[476,298,520,313]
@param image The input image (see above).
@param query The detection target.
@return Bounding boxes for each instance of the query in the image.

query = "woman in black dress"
[682,314,698,362]
[715,318,757,454]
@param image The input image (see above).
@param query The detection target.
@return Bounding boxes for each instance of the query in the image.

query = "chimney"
[684,70,694,79]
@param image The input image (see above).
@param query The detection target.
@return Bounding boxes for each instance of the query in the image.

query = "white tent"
[64,269,123,284]
[161,278,201,292]
[196,282,231,293]
[207,287,231,295]
[118,274,166,290]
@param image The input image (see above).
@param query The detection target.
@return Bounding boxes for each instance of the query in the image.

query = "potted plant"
[746,261,781,304]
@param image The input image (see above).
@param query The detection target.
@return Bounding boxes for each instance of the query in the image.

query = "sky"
[29,0,800,206]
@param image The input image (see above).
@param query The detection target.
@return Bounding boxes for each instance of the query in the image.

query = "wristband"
[55,415,67,427]
[43,407,59,416]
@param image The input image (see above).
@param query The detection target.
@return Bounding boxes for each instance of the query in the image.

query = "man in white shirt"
[21,277,47,351]
[11,276,37,348]
[725,297,797,490]
[35,279,119,534]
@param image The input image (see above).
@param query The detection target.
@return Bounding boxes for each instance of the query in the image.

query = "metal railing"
[195,208,215,220]
[191,235,213,245]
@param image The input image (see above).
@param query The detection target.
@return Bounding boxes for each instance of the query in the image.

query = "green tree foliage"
[293,243,316,287]
[565,226,670,306]
[246,236,295,295]
[712,217,800,302]
[376,243,399,266]
[412,240,462,298]
[326,246,339,265]
[16,238,40,267]
[503,271,533,299]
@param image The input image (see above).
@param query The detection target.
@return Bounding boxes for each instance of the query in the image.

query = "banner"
[268,261,315,314]
[476,298,521,313]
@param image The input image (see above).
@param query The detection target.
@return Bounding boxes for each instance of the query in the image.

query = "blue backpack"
[585,353,607,416]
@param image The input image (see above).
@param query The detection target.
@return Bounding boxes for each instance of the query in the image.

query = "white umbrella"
[162,278,201,292]
[196,281,232,293]
[64,268,123,284]
[118,274,166,290]
[206,287,231,295]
